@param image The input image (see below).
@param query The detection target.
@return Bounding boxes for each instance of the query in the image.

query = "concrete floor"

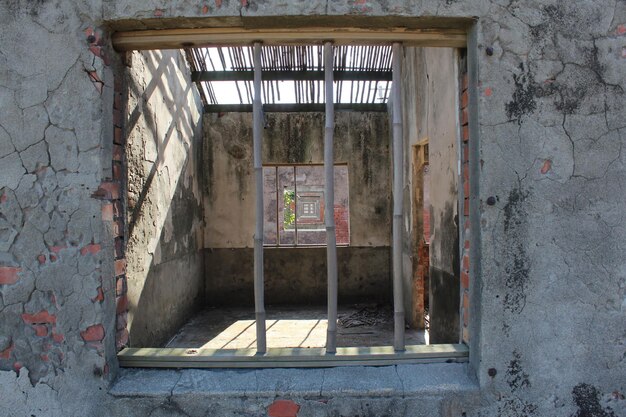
[165,305,426,349]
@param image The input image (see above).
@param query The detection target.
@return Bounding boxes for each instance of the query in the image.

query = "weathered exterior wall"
[124,50,204,347]
[204,112,392,304]
[0,1,625,416]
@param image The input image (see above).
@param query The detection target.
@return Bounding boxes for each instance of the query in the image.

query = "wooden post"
[324,42,339,354]
[253,42,267,354]
[392,42,406,351]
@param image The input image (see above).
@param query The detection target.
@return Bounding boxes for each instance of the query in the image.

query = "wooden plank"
[118,344,469,368]
[112,27,467,51]
[204,103,387,113]
[192,70,392,82]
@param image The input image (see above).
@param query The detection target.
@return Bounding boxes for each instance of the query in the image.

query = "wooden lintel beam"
[112,27,467,51]
[204,103,388,113]
[191,70,393,82]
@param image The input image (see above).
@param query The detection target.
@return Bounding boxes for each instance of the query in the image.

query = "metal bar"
[252,42,267,354]
[391,42,405,352]
[324,42,339,354]
[203,103,388,113]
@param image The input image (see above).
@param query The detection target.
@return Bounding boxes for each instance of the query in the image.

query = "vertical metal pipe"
[324,42,338,354]
[392,42,405,351]
[253,42,267,354]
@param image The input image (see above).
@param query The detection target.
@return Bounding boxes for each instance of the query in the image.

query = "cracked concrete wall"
[0,1,625,416]
[124,50,204,348]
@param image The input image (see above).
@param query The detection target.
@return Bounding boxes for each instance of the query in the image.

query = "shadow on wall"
[122,50,205,348]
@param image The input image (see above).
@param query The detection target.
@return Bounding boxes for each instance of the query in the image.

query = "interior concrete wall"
[124,50,204,347]
[400,48,460,340]
[203,112,392,304]
[1,2,625,417]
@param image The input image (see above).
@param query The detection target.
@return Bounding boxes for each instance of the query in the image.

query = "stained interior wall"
[203,112,391,305]
[401,47,460,340]
[124,50,204,347]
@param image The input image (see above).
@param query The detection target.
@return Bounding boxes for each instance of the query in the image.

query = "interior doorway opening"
[118,38,467,364]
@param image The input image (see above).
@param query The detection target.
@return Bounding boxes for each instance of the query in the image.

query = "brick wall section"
[94,75,128,351]
[460,71,470,344]
[334,205,350,245]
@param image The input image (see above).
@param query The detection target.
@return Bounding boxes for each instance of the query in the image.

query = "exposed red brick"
[102,202,114,221]
[80,243,101,256]
[464,239,470,249]
[113,76,122,93]
[540,159,552,174]
[37,254,46,264]
[268,400,300,417]
[240,0,248,6]
[92,287,104,303]
[202,4,209,13]
[113,126,124,145]
[461,90,468,107]
[50,254,57,262]
[462,73,468,90]
[112,109,122,127]
[22,310,56,325]
[33,325,48,337]
[116,276,126,296]
[113,92,122,111]
[462,255,470,271]
[484,87,492,97]
[0,343,13,359]
[617,24,626,35]
[0,267,21,285]
[463,292,469,309]
[13,362,22,371]
[117,311,128,331]
[112,163,122,180]
[116,295,128,314]
[113,220,124,237]
[92,182,120,200]
[112,145,123,162]
[114,238,124,259]
[461,107,469,126]
[116,328,129,350]
[52,332,64,343]
[0,192,6,203]
[81,324,105,342]
[154,8,164,17]
[463,198,470,217]
[215,0,222,7]
[463,143,469,162]
[462,125,470,142]
[113,201,123,219]
[463,178,470,197]
[114,259,126,276]
[461,271,470,290]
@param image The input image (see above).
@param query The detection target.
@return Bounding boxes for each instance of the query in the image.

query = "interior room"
[121,43,463,354]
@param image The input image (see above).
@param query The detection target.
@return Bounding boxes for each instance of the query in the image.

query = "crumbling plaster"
[0,0,624,416]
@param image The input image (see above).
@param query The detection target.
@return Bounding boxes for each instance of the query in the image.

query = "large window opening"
[115,30,470,366]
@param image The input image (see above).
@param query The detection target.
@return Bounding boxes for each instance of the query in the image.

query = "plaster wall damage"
[0,1,625,416]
